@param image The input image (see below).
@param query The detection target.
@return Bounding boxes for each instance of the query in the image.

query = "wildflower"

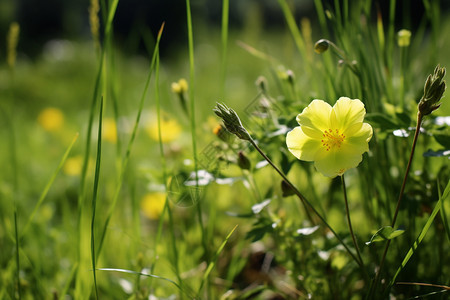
[286,97,373,178]
[37,107,64,132]
[140,192,166,220]
[397,29,411,47]
[171,78,188,94]
[146,112,182,143]
[171,78,189,114]
[63,155,83,176]
[103,118,117,143]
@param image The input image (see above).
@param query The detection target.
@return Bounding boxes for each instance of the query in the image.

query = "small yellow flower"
[37,107,64,132]
[63,155,83,176]
[146,113,182,143]
[103,118,117,143]
[171,78,188,94]
[397,29,411,47]
[140,192,166,220]
[286,97,373,178]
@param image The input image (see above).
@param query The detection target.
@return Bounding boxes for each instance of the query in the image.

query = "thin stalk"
[91,97,104,300]
[341,175,366,278]
[247,138,363,270]
[154,53,183,296]
[186,0,208,262]
[220,0,229,99]
[370,112,423,298]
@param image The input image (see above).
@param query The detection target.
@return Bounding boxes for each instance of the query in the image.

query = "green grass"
[1,0,450,299]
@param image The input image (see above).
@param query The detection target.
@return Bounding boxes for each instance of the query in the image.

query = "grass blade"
[20,133,79,237]
[388,179,450,290]
[97,268,193,298]
[91,97,104,299]
[197,225,238,295]
[95,23,165,258]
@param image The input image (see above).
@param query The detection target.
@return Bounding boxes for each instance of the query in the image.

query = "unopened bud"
[418,65,446,116]
[281,180,295,197]
[237,151,251,170]
[213,103,251,141]
[397,29,411,47]
[255,76,268,93]
[314,39,329,54]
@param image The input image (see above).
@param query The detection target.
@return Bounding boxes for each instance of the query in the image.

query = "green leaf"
[433,132,450,148]
[365,226,405,245]
[388,179,450,288]
[365,113,402,131]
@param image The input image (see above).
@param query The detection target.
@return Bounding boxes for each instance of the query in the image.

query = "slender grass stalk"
[220,0,229,99]
[19,133,78,237]
[341,175,368,282]
[154,51,183,296]
[369,112,423,298]
[386,179,450,293]
[186,0,208,263]
[96,23,164,258]
[197,225,238,296]
[97,268,193,298]
[91,97,104,299]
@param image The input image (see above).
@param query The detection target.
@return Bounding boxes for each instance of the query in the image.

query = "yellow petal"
[286,127,321,161]
[314,149,365,178]
[297,99,332,131]
[332,97,366,131]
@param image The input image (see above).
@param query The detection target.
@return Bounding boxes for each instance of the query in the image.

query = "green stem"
[341,175,367,281]
[370,112,423,298]
[248,138,363,269]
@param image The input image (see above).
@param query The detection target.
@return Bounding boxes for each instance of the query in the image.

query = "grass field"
[1,0,449,299]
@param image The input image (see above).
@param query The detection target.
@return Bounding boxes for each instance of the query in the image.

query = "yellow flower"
[37,107,64,132]
[63,155,83,176]
[397,29,411,47]
[286,97,373,178]
[171,78,188,94]
[103,118,117,143]
[146,113,182,143]
[140,192,166,220]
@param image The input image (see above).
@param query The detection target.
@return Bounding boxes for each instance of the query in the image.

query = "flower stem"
[341,175,367,278]
[248,138,365,273]
[370,112,423,298]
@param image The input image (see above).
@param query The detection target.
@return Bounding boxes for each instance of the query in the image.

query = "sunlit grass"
[0,0,449,299]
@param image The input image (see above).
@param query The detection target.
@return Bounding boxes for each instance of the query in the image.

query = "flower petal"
[332,97,366,131]
[314,149,365,178]
[297,100,332,131]
[286,127,321,161]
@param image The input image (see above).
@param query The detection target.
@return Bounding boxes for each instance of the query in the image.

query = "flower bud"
[237,151,251,170]
[418,65,446,116]
[314,39,329,54]
[213,103,251,141]
[397,29,411,47]
[281,180,295,197]
[255,76,268,93]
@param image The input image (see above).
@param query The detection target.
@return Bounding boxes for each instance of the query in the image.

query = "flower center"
[321,128,345,151]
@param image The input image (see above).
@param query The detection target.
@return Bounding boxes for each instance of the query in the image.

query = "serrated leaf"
[365,226,405,245]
